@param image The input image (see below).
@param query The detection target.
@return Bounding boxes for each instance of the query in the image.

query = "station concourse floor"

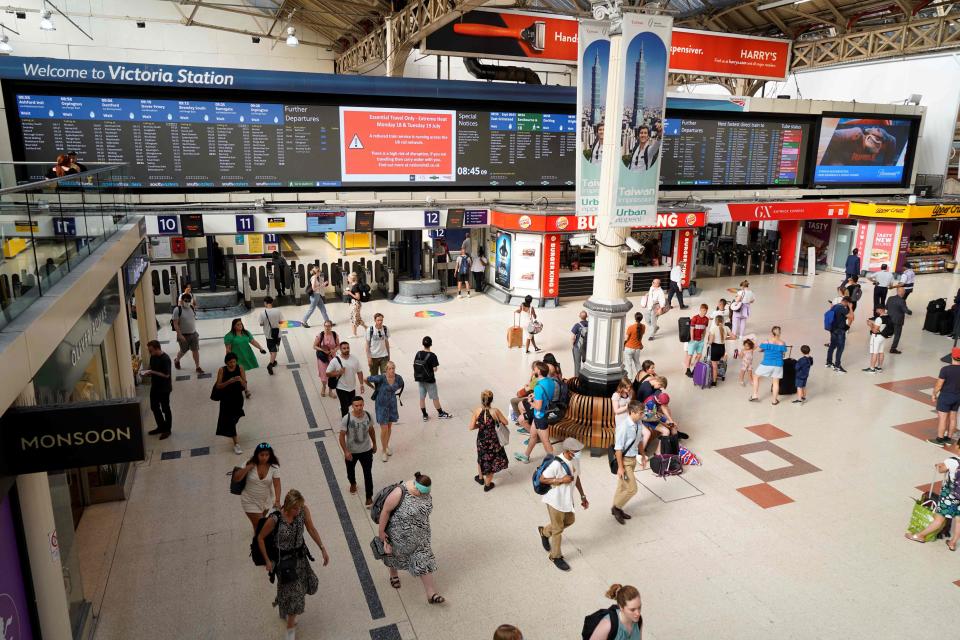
[79,269,960,640]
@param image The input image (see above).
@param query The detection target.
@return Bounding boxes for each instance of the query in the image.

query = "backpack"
[413,351,432,382]
[851,285,862,302]
[546,379,570,424]
[532,455,570,495]
[359,284,371,302]
[650,454,683,478]
[581,605,623,640]
[824,305,838,331]
[370,482,405,525]
[250,511,281,566]
[170,305,181,332]
[880,318,895,339]
[574,323,588,356]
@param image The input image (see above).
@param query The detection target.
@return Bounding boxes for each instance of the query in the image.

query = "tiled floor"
[77,269,960,640]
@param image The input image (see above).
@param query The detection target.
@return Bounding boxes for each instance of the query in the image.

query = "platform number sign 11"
[236,214,254,233]
[53,217,76,236]
[264,233,279,244]
[157,215,180,235]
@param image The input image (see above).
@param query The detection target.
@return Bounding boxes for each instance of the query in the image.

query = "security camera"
[625,237,644,253]
[568,234,592,248]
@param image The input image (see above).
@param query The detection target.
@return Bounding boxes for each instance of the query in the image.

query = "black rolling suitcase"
[925,299,947,332]
[780,358,797,395]
[938,311,955,336]
[678,317,691,343]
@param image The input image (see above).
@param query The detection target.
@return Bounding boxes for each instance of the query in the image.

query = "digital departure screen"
[813,114,919,187]
[12,94,576,189]
[659,114,811,188]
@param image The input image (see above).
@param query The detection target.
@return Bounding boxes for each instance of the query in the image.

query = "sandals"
[428,593,445,604]
[771,400,779,406]
[390,576,401,589]
[904,533,926,543]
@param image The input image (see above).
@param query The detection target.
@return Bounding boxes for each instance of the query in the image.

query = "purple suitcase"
[692,361,712,389]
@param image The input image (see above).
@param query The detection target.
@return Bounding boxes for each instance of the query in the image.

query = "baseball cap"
[952,347,960,360]
[656,392,670,405]
[561,437,584,453]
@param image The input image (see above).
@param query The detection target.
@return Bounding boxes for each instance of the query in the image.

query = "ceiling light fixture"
[39,9,54,31]
[757,0,809,11]
[285,26,298,47]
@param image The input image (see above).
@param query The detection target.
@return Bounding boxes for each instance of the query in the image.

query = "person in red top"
[684,304,710,378]
[622,312,645,381]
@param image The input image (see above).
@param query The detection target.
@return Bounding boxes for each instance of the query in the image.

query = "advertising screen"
[813,114,919,186]
[11,93,576,190]
[658,112,811,188]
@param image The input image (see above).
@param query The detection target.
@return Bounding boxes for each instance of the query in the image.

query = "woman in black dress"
[469,390,509,491]
[215,352,247,455]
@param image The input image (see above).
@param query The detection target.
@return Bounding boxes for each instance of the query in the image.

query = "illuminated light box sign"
[306,210,347,233]
[813,114,920,187]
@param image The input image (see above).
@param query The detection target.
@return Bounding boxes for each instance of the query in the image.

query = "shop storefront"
[0,485,38,640]
[850,202,960,274]
[488,208,706,303]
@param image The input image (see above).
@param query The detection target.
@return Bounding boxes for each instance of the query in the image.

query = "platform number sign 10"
[157,215,180,235]
[424,210,440,228]
[236,214,254,233]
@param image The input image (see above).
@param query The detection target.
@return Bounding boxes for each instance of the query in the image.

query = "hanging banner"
[611,14,673,228]
[576,20,610,218]
[541,233,561,299]
[672,228,696,288]
[495,232,512,289]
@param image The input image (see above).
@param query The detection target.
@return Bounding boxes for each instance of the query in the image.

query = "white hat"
[562,437,584,452]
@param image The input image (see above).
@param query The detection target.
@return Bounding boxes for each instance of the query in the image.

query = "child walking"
[738,339,756,387]
[793,345,813,404]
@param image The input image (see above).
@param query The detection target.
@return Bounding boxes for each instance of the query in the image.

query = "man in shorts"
[515,362,556,463]
[863,305,890,374]
[684,304,710,378]
[413,336,452,422]
[258,296,284,375]
[455,248,472,298]
[172,293,203,373]
[930,348,960,446]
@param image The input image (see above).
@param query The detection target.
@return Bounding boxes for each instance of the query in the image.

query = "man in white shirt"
[869,263,895,310]
[365,313,391,376]
[301,265,331,328]
[899,266,915,314]
[612,403,642,525]
[258,296,285,375]
[666,262,688,309]
[645,278,667,340]
[537,438,588,572]
[325,341,365,417]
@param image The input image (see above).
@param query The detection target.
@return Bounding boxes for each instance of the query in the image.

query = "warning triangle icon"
[349,134,364,149]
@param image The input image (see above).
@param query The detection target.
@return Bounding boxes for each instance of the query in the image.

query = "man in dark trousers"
[826,296,853,374]
[271,251,288,297]
[142,340,173,439]
[666,261,688,309]
[843,249,861,288]
[886,285,908,354]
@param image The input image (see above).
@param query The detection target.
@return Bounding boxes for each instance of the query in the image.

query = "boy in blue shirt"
[515,362,556,463]
[793,345,813,404]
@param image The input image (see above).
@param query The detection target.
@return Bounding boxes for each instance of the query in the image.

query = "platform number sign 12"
[157,215,180,235]
[424,210,441,228]
[236,214,254,233]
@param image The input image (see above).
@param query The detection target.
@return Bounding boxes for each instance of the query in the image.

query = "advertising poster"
[612,14,673,228]
[541,234,561,299]
[495,232,512,289]
[669,29,791,81]
[247,234,264,255]
[672,228,695,287]
[854,221,870,260]
[577,20,610,218]
[511,233,542,292]
[801,220,833,268]
[868,222,899,271]
[814,116,916,186]
[339,107,456,182]
[0,496,33,640]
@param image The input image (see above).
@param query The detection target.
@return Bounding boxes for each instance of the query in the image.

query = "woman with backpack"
[470,390,509,491]
[257,489,330,640]
[346,272,368,337]
[905,457,960,550]
[584,583,643,640]
[365,361,404,463]
[232,442,281,530]
[313,320,339,398]
[376,472,444,604]
[517,295,542,354]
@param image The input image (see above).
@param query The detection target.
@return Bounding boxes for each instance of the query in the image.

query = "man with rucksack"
[536,438,588,572]
[570,311,588,378]
[338,396,378,508]
[172,293,203,373]
[413,336,453,422]
[454,248,472,298]
[515,362,556,464]
[365,313,390,376]
[826,296,853,374]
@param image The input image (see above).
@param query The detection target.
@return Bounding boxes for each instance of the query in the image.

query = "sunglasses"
[255,442,271,451]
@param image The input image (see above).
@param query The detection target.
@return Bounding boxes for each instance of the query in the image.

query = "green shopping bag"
[907,498,939,542]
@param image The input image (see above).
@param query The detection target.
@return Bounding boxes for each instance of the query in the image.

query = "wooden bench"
[548,377,616,450]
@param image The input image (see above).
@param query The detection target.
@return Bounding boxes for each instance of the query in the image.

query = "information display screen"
[658,113,811,188]
[12,93,576,189]
[813,114,919,186]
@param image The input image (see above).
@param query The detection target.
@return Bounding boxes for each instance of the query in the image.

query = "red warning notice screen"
[339,107,456,182]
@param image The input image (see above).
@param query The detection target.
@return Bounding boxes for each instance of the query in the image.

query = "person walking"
[515,362,557,464]
[470,390,509,491]
[611,402,642,525]
[257,489,330,640]
[518,295,541,353]
[365,313,391,377]
[644,278,667,341]
[826,297,853,373]
[704,314,732,385]
[325,341,364,417]
[571,311,589,377]
[929,348,960,446]
[887,285,908,354]
[259,296,284,375]
[377,472,445,604]
[214,352,247,455]
[301,266,331,329]
[585,584,643,640]
[899,265,915,314]
[864,305,890,373]
[905,458,960,550]
[738,339,756,387]
[454,248,472,298]
[143,340,173,439]
[224,318,266,398]
[730,280,755,339]
[666,261,688,309]
[271,251,289,297]
[749,326,788,405]
[338,396,377,507]
[844,248,861,286]
[413,336,452,422]
[537,438,588,571]
[793,345,813,404]
[842,274,863,311]
[233,442,281,529]
[313,321,339,398]
[471,246,487,293]
[869,263,895,309]
[366,361,403,463]
[172,293,203,373]
[346,272,368,337]
[623,312,645,381]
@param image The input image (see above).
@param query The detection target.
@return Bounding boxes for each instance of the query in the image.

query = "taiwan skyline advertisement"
[612,13,672,228]
[576,19,609,218]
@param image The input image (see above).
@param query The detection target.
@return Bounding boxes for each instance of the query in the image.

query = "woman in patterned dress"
[257,489,330,640]
[470,390,509,491]
[365,361,404,462]
[346,272,367,337]
[313,320,339,398]
[377,472,445,604]
[906,457,960,549]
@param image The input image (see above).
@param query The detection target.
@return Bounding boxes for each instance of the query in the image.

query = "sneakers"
[381,451,388,462]
[233,444,243,455]
[825,363,834,369]
[517,427,530,435]
[422,414,429,422]
[514,453,531,464]
[537,526,551,552]
[791,398,803,404]
[929,436,952,446]
[551,557,571,571]
[862,367,876,373]
[147,428,162,435]
[834,366,847,374]
[611,507,626,525]
[301,322,311,329]
[159,432,171,440]
[685,368,693,378]
[267,362,275,375]
[875,367,883,372]
[386,447,393,457]
[438,411,453,419]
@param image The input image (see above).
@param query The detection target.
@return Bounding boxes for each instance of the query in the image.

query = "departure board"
[13,94,576,189]
[659,116,811,188]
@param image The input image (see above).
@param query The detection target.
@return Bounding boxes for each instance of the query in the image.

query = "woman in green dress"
[224,318,266,398]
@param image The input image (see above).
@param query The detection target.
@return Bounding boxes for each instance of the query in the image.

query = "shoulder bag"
[327,356,343,389]
[264,310,280,341]
[607,426,638,474]
[210,367,224,401]
[229,466,247,495]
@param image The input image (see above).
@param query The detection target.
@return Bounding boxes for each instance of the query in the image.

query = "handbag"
[275,548,301,585]
[638,294,649,308]
[527,320,543,335]
[370,536,391,561]
[229,467,247,495]
[496,422,510,447]
[908,477,943,541]
[210,368,224,401]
